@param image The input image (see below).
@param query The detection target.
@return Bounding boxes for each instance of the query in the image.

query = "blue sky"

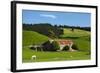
[22,10,91,27]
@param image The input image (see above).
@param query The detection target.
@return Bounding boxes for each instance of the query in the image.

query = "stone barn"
[42,39,76,51]
[56,39,75,51]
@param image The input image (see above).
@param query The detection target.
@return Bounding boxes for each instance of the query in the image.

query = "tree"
[52,41,60,51]
[42,41,53,51]
[71,27,74,32]
[63,45,69,51]
[49,30,57,39]
[23,23,63,37]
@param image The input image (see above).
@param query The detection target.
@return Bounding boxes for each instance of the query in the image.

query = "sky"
[22,10,91,27]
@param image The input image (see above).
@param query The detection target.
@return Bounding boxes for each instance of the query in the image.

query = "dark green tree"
[52,41,60,51]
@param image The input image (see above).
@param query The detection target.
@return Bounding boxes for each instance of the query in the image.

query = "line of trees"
[23,23,90,38]
[54,25,91,31]
[23,23,63,38]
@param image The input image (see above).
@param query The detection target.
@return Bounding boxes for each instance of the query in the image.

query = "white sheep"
[31,55,36,60]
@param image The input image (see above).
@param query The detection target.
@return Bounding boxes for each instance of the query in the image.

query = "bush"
[37,47,42,51]
[72,44,79,50]
[30,46,36,50]
[52,41,60,51]
[63,45,69,51]
[42,41,53,51]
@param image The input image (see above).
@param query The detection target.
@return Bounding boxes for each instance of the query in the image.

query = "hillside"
[23,23,63,37]
[60,28,91,51]
[62,28,90,37]
[23,30,49,46]
[23,29,91,51]
[22,29,91,62]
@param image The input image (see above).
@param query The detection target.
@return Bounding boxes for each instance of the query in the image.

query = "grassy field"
[22,28,91,63]
[23,30,49,46]
[23,48,90,62]
[60,28,91,51]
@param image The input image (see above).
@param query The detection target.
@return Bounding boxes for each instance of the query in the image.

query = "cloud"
[40,14,56,19]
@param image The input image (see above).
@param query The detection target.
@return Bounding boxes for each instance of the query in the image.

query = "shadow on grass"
[59,36,79,39]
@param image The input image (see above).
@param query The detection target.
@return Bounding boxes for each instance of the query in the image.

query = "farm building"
[29,39,77,51]
[42,39,77,51]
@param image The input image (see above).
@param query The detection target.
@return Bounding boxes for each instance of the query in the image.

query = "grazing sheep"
[31,55,36,60]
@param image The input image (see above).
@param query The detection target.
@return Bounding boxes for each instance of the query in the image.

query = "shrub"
[30,46,36,50]
[63,45,69,51]
[72,44,79,50]
[52,41,60,51]
[37,47,42,51]
[42,41,53,51]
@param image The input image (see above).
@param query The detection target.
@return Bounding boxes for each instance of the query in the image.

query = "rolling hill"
[22,28,91,62]
[23,30,49,47]
[60,28,91,51]
[23,23,63,37]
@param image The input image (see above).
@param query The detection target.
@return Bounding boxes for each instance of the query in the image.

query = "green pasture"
[23,48,90,62]
[22,28,91,63]
[60,28,91,51]
[23,30,49,46]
